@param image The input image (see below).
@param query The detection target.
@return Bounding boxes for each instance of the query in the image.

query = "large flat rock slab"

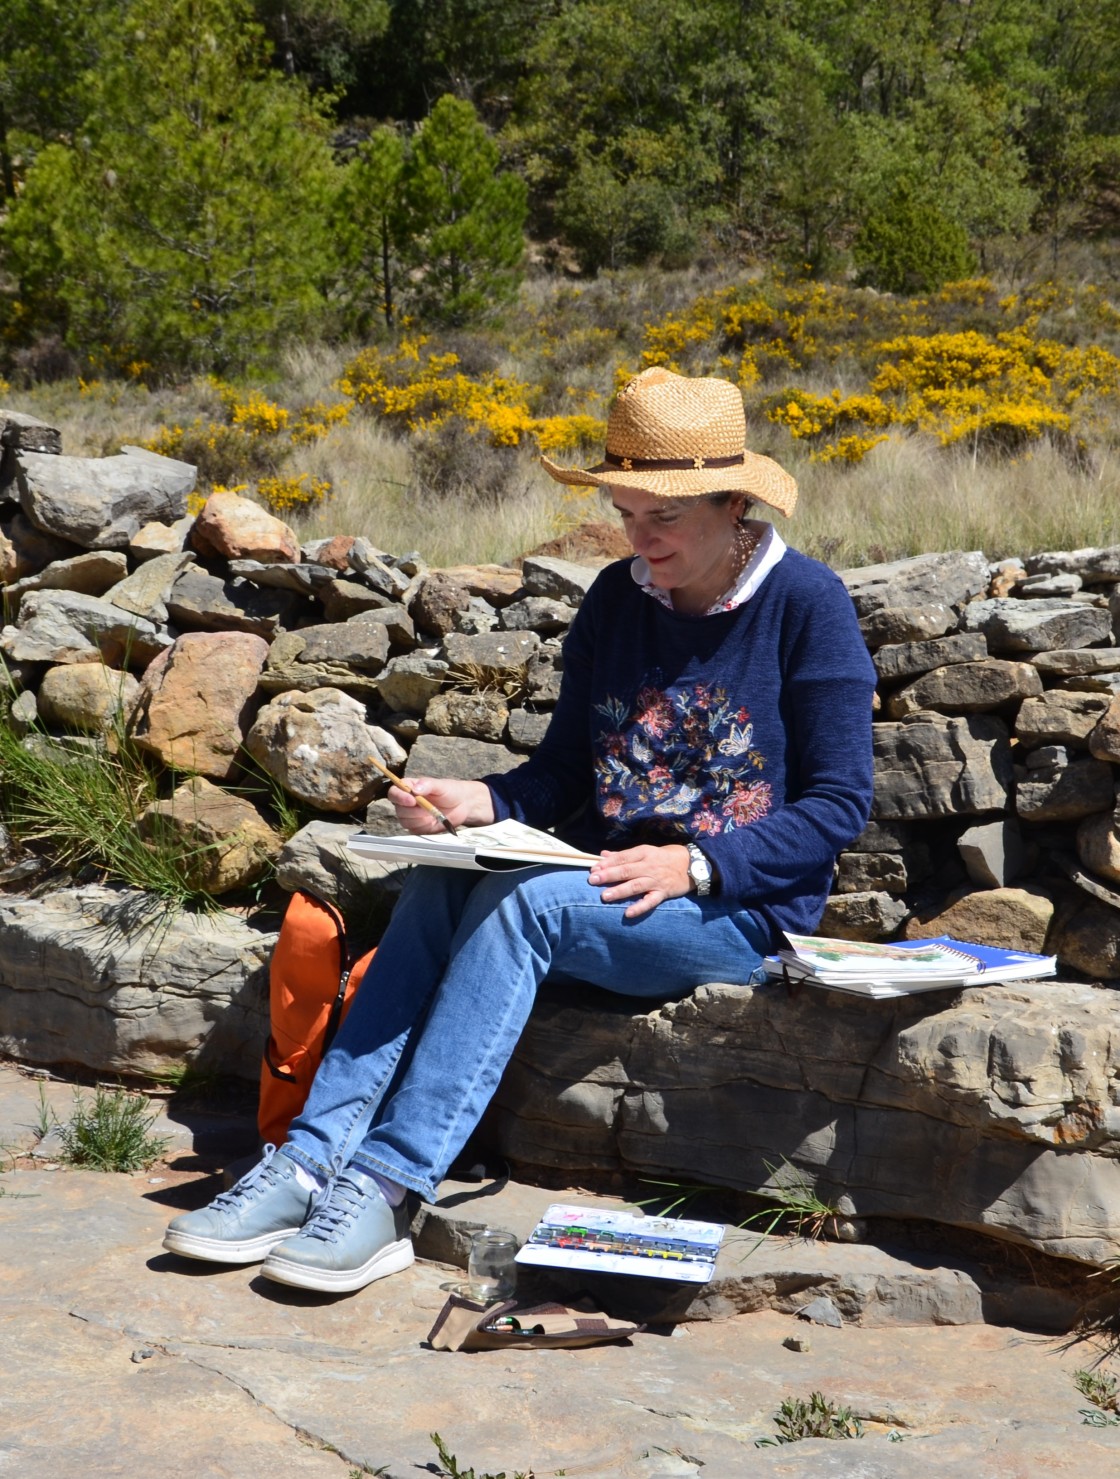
[488,978,1120,1268]
[2,1155,1119,1478]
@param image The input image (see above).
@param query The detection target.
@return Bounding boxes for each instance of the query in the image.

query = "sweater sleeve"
[484,578,600,829]
[697,570,876,910]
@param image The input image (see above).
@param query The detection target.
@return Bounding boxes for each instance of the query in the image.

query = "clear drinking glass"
[467,1228,519,1302]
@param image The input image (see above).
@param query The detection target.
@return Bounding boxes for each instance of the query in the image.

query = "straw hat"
[540,366,797,516]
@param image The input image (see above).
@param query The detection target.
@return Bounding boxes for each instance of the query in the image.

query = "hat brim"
[539,450,798,517]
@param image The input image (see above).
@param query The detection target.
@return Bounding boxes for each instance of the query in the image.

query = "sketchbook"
[347,818,600,872]
[516,1202,724,1284]
[764,931,1056,998]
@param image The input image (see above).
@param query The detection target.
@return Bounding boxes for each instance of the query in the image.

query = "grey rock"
[0,885,273,1078]
[244,688,392,812]
[1015,571,1082,596]
[834,852,908,894]
[1015,757,1115,822]
[346,603,416,650]
[450,597,499,636]
[274,820,406,912]
[873,632,988,685]
[883,659,1042,718]
[8,688,38,735]
[798,1295,843,1328]
[498,596,575,634]
[17,447,194,550]
[1055,671,1120,695]
[508,709,551,751]
[839,550,990,617]
[0,507,81,582]
[226,558,337,596]
[859,604,957,649]
[490,976,1120,1266]
[317,577,393,621]
[1025,545,1120,583]
[443,630,539,689]
[104,551,194,621]
[348,540,411,599]
[260,621,390,696]
[957,820,1033,888]
[520,554,599,603]
[405,733,523,781]
[1047,896,1120,979]
[872,714,1014,820]
[375,652,448,713]
[4,550,128,606]
[0,408,61,454]
[167,567,301,638]
[1032,648,1120,678]
[424,690,510,742]
[846,819,912,852]
[0,589,170,667]
[1015,690,1112,748]
[818,890,909,939]
[1023,743,1070,772]
[22,733,105,768]
[960,597,1113,652]
[410,571,471,636]
[526,646,564,706]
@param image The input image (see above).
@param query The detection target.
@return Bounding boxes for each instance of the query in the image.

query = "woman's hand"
[588,843,693,919]
[388,776,496,834]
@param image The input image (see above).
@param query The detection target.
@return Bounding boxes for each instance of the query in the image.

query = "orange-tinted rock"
[131,631,269,779]
[191,491,299,564]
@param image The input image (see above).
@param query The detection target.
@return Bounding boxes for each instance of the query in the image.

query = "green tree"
[2,0,341,375]
[253,0,390,92]
[335,126,407,329]
[853,177,976,292]
[397,94,526,323]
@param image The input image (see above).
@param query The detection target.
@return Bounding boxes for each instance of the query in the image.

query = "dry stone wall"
[1,406,1118,980]
[3,408,1120,1274]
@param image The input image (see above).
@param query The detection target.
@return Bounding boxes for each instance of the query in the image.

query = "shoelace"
[298,1175,371,1245]
[208,1142,285,1212]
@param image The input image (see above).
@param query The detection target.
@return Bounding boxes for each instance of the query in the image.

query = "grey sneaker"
[260,1167,414,1293]
[162,1145,316,1264]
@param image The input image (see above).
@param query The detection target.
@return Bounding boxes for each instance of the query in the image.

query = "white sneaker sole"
[162,1225,304,1264]
[260,1237,415,1293]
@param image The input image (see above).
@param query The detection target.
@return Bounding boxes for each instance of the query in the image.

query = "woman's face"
[611,485,746,612]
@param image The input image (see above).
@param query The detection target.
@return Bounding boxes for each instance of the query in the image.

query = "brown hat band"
[599,451,745,473]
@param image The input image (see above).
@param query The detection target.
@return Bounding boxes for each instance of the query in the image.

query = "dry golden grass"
[9,268,1120,569]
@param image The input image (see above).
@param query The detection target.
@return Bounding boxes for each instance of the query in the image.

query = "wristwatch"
[686,843,713,897]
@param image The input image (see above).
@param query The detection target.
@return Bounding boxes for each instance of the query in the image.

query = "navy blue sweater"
[487,550,876,947]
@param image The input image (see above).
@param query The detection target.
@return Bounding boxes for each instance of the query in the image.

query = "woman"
[164,367,876,1293]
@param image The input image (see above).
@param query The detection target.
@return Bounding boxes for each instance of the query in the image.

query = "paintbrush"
[366,752,458,836]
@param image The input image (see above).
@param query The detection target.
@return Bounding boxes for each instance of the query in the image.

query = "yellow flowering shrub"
[339,339,603,453]
[257,474,333,513]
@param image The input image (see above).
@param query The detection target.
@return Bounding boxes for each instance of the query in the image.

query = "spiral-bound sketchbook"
[348,819,599,872]
[765,932,1056,997]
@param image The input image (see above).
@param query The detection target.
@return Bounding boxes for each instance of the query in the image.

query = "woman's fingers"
[588,844,692,916]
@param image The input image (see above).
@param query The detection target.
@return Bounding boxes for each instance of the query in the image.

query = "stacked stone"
[829,548,1120,980]
[2,408,1120,980]
[0,410,593,905]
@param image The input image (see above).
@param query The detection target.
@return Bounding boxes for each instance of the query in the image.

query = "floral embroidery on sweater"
[593,674,772,839]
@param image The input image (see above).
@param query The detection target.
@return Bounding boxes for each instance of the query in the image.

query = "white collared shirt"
[630,519,787,614]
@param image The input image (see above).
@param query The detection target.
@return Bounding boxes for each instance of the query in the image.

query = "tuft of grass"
[638,1157,843,1249]
[57,1085,170,1173]
[429,1432,536,1479]
[0,696,222,909]
[1075,1367,1120,1427]
[755,1392,863,1447]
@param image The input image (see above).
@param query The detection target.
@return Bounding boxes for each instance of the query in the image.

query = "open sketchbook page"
[348,818,601,871]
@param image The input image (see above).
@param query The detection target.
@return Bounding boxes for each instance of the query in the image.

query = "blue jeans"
[283,865,770,1202]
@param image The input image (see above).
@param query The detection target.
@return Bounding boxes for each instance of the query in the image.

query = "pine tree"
[397,95,526,324]
[3,0,341,375]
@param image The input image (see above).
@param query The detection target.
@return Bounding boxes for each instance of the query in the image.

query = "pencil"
[366,752,458,836]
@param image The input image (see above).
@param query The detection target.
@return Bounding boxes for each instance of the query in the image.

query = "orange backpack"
[259,890,377,1147]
